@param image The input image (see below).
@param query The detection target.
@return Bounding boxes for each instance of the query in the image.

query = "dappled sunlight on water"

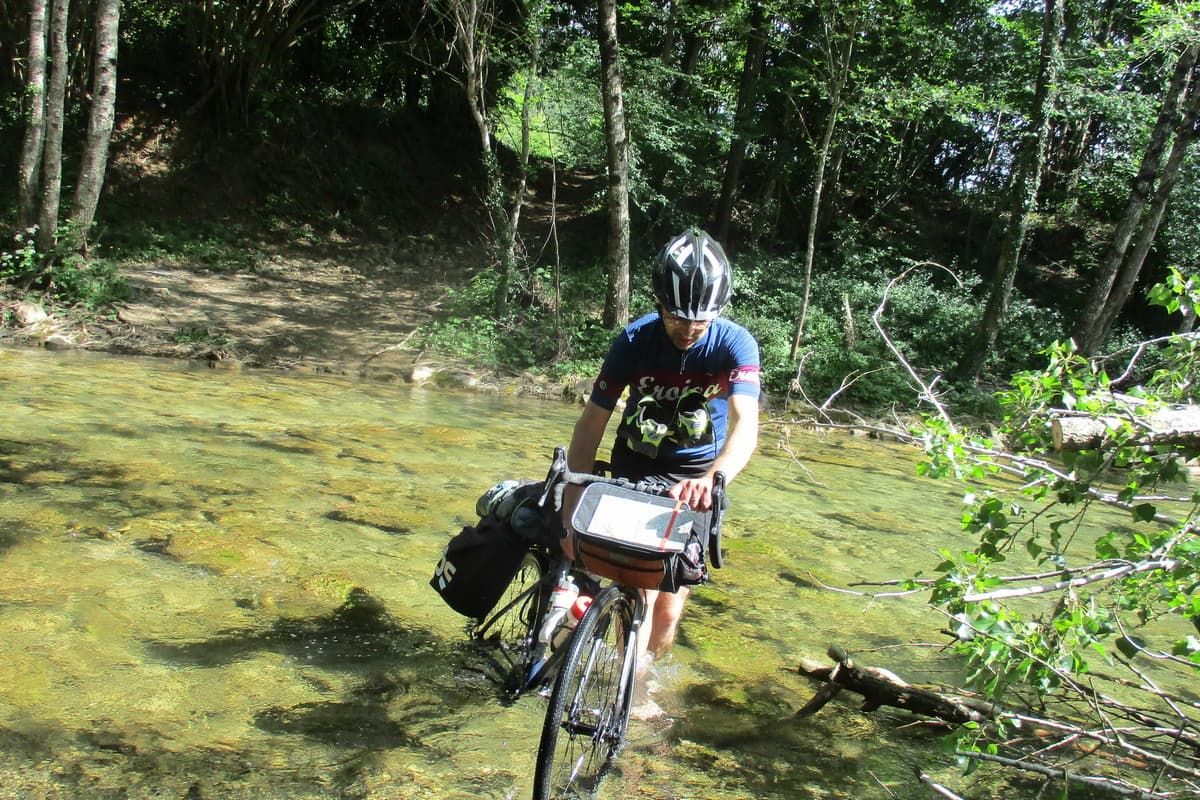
[2,346,1021,799]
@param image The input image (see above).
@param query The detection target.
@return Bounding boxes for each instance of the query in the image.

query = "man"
[561,228,760,713]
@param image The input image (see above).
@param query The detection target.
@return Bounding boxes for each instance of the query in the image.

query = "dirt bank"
[0,243,585,403]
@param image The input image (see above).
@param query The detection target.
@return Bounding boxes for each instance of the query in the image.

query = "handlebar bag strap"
[571,483,709,592]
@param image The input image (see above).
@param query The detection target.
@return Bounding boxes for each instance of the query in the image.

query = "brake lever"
[538,446,568,508]
[709,471,726,569]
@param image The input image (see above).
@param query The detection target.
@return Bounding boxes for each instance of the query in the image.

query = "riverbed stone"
[43,333,76,350]
[433,368,478,389]
[15,301,48,325]
[409,363,435,383]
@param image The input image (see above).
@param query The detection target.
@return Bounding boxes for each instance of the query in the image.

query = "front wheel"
[532,585,636,800]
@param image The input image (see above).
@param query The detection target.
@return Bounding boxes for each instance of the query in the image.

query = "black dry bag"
[429,513,528,619]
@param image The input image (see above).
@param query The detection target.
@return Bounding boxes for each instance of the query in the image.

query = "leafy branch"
[808,265,1200,797]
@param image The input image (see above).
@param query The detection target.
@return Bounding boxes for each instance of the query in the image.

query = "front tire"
[532,585,635,799]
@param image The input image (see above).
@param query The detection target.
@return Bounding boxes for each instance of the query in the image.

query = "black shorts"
[608,439,713,487]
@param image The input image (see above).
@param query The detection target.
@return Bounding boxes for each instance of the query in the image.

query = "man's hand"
[668,475,714,511]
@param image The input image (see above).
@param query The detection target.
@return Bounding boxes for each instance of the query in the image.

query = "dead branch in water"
[796,645,996,725]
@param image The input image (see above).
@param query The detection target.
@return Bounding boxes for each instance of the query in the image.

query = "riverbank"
[0,243,589,404]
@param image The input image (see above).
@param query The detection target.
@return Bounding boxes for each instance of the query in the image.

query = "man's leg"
[635,588,660,677]
[647,585,690,657]
[631,586,690,719]
[635,586,691,668]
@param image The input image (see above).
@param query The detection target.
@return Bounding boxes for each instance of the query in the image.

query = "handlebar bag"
[570,483,708,592]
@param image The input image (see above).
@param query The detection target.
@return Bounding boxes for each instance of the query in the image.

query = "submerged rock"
[43,333,76,350]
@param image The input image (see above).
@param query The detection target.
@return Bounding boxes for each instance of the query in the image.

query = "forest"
[0,0,1197,410]
[2,1,1200,797]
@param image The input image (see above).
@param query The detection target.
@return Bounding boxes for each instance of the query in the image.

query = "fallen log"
[1050,405,1200,451]
[796,645,997,725]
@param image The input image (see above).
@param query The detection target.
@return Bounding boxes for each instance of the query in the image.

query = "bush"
[420,263,621,379]
[1,228,132,310]
[50,256,133,309]
[735,244,1066,412]
[423,237,1071,416]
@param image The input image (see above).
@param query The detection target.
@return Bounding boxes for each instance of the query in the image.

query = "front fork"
[522,560,574,690]
[610,589,646,744]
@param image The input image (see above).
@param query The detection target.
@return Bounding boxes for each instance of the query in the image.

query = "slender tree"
[1089,72,1200,349]
[35,0,70,255]
[957,0,1064,380]
[789,0,862,361]
[598,0,631,327]
[17,0,50,232]
[448,0,494,154]
[1073,44,1199,355]
[68,0,121,253]
[713,0,769,244]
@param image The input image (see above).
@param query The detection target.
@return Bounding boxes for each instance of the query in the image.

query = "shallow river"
[1,346,1012,799]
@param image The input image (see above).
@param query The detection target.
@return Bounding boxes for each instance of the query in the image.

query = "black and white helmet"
[651,229,732,321]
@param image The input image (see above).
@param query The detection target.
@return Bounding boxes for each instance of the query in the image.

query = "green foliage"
[105,219,267,273]
[1,228,131,309]
[50,256,133,309]
[172,325,229,346]
[0,228,40,283]
[522,39,607,172]
[737,242,1066,410]
[420,263,620,379]
[915,275,1200,727]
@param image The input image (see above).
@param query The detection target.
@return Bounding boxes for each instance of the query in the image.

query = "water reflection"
[1,346,1011,799]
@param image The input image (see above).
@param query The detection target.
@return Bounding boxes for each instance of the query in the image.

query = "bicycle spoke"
[473,552,546,693]
[534,586,635,800]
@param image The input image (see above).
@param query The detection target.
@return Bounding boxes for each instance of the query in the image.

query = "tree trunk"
[658,0,677,62]
[68,0,121,253]
[789,2,857,361]
[1089,76,1200,348]
[598,0,630,328]
[670,30,702,101]
[451,0,492,154]
[713,0,768,244]
[1073,44,1199,356]
[36,0,69,255]
[1051,407,1200,451]
[17,0,50,232]
[956,0,1063,380]
[501,7,541,289]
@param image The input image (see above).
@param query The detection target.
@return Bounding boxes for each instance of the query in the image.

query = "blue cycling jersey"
[589,313,760,466]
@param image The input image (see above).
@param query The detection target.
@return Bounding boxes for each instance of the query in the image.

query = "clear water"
[1,346,1012,799]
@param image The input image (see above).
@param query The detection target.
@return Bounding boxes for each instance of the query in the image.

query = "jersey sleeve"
[726,326,761,399]
[588,332,635,411]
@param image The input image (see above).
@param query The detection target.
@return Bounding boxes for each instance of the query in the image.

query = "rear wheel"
[473,551,546,690]
[532,586,635,800]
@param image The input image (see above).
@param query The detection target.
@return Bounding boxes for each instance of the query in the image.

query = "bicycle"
[523,447,727,800]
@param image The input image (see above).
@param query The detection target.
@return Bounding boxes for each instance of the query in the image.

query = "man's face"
[660,308,712,351]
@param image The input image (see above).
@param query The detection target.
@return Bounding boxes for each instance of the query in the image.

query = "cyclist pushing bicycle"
[443,229,758,797]
[560,228,760,720]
